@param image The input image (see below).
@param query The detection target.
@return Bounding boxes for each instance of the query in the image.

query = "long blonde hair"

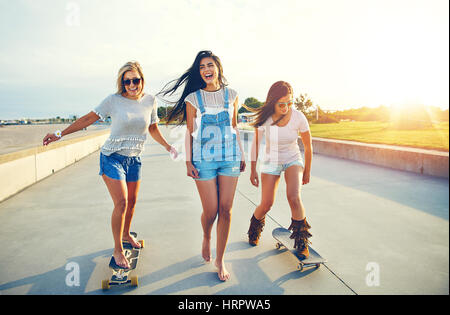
[116,61,145,96]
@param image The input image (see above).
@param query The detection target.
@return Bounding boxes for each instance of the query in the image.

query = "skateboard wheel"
[276,243,282,250]
[101,279,110,290]
[131,276,139,287]
[316,263,321,269]
[139,240,145,249]
[297,263,304,272]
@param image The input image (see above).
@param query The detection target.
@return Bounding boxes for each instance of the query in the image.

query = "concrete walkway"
[0,126,448,295]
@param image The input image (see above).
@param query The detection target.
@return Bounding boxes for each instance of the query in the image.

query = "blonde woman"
[43,61,177,269]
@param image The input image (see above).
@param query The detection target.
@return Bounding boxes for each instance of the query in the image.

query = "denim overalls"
[192,88,241,180]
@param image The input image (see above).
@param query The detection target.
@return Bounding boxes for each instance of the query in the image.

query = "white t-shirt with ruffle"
[93,93,159,156]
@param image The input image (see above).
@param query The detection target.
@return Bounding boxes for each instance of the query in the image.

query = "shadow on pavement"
[0,249,111,295]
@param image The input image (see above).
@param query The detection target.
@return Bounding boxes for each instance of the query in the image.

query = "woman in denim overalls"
[159,51,246,281]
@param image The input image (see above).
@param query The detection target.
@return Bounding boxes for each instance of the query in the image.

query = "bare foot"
[215,260,230,281]
[123,233,142,249]
[113,250,130,269]
[202,237,212,263]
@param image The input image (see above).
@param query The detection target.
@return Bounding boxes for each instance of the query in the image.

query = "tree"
[294,94,314,115]
[294,93,318,121]
[390,104,433,130]
[239,97,263,114]
[158,106,173,121]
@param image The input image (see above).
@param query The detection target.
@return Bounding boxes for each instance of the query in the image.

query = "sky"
[0,0,448,119]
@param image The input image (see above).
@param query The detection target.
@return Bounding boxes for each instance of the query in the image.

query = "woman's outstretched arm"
[148,123,178,158]
[43,111,100,146]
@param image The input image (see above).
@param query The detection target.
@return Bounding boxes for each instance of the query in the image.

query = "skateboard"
[101,232,144,290]
[272,227,326,272]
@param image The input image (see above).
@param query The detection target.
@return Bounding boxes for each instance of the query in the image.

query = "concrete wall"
[239,130,449,178]
[1,128,448,203]
[0,130,110,203]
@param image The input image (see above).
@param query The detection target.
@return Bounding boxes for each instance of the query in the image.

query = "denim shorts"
[260,159,304,176]
[192,160,241,181]
[99,153,142,182]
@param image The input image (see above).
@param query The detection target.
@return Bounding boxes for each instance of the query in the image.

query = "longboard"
[101,232,144,290]
[272,227,326,272]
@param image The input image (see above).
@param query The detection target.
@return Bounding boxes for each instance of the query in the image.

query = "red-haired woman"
[247,81,313,259]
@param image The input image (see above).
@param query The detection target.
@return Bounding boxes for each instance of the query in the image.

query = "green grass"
[310,121,449,151]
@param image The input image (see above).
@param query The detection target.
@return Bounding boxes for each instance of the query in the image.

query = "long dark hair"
[157,50,228,125]
[250,81,293,128]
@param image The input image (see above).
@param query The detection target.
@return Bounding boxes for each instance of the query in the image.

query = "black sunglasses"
[123,78,141,86]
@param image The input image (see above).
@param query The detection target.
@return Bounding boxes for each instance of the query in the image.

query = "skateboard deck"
[101,232,144,290]
[272,227,326,271]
